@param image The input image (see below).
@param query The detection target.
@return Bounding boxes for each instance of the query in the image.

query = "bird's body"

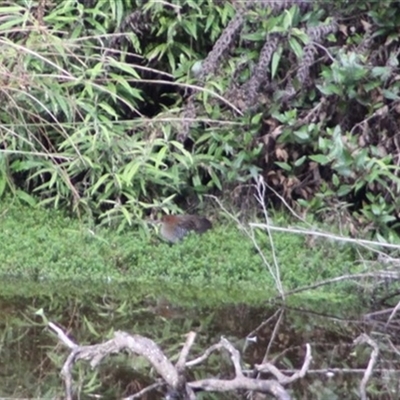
[159,214,212,243]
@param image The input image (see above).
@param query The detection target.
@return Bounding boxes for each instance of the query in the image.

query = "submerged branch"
[52,323,295,400]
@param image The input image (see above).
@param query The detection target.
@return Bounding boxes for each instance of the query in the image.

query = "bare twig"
[265,308,285,361]
[60,330,181,400]
[176,331,197,372]
[256,344,312,385]
[246,308,283,341]
[385,298,400,329]
[207,181,285,297]
[221,337,244,377]
[241,178,397,267]
[253,176,284,296]
[189,377,291,400]
[188,338,291,400]
[387,339,400,357]
[354,334,379,400]
[364,308,398,320]
[48,322,77,350]
[123,380,165,400]
[245,367,400,375]
[249,223,400,251]
[280,271,399,299]
[186,343,223,368]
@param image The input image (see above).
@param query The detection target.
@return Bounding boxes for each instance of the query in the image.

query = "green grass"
[0,198,365,305]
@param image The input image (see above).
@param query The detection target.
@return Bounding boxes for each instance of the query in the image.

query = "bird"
[158,214,212,243]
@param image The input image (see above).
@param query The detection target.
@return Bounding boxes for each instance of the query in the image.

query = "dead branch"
[56,329,183,400]
[354,334,379,400]
[256,344,312,385]
[246,308,283,346]
[50,323,296,400]
[385,298,400,329]
[176,331,197,372]
[277,271,400,299]
[250,367,400,375]
[249,223,400,251]
[48,322,77,350]
[123,380,165,400]
[185,343,224,368]
[188,376,291,399]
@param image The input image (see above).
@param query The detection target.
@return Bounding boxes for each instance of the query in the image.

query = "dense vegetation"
[0,199,362,302]
[0,0,400,241]
[3,3,400,398]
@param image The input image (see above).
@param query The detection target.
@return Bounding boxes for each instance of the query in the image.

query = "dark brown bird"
[158,215,212,243]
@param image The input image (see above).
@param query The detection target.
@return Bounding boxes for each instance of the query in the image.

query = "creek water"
[0,280,399,399]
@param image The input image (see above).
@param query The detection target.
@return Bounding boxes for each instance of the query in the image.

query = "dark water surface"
[1,280,399,399]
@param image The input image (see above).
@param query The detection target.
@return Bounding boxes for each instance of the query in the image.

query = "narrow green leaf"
[289,37,303,58]
[0,175,6,196]
[293,130,309,140]
[275,162,292,171]
[123,162,141,184]
[107,59,141,79]
[337,185,352,197]
[294,155,306,166]
[15,190,37,206]
[84,316,100,337]
[99,102,118,118]
[209,169,222,190]
[91,174,111,194]
[121,206,133,225]
[283,9,293,30]
[309,154,330,165]
[271,47,282,79]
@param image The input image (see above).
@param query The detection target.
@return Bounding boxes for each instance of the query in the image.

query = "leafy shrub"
[1,1,400,239]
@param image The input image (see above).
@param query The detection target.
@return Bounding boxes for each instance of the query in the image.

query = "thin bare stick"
[265,308,285,361]
[123,380,164,400]
[246,308,283,340]
[354,334,379,400]
[206,189,285,297]
[249,223,400,250]
[256,344,312,385]
[280,271,399,299]
[186,343,223,367]
[386,339,400,357]
[254,176,284,296]
[176,331,197,372]
[245,367,400,375]
[48,322,77,350]
[385,298,400,329]
[255,179,395,261]
[263,181,311,226]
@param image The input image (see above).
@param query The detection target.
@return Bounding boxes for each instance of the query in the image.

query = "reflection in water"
[1,282,400,399]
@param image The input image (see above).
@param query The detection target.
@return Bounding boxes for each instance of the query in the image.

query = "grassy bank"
[0,198,363,305]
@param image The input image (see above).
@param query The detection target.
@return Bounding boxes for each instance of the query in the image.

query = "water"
[1,280,399,399]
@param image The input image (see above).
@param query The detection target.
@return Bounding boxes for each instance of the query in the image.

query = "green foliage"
[0,2,151,221]
[0,1,265,227]
[1,0,400,240]
[0,200,363,298]
[265,2,400,238]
